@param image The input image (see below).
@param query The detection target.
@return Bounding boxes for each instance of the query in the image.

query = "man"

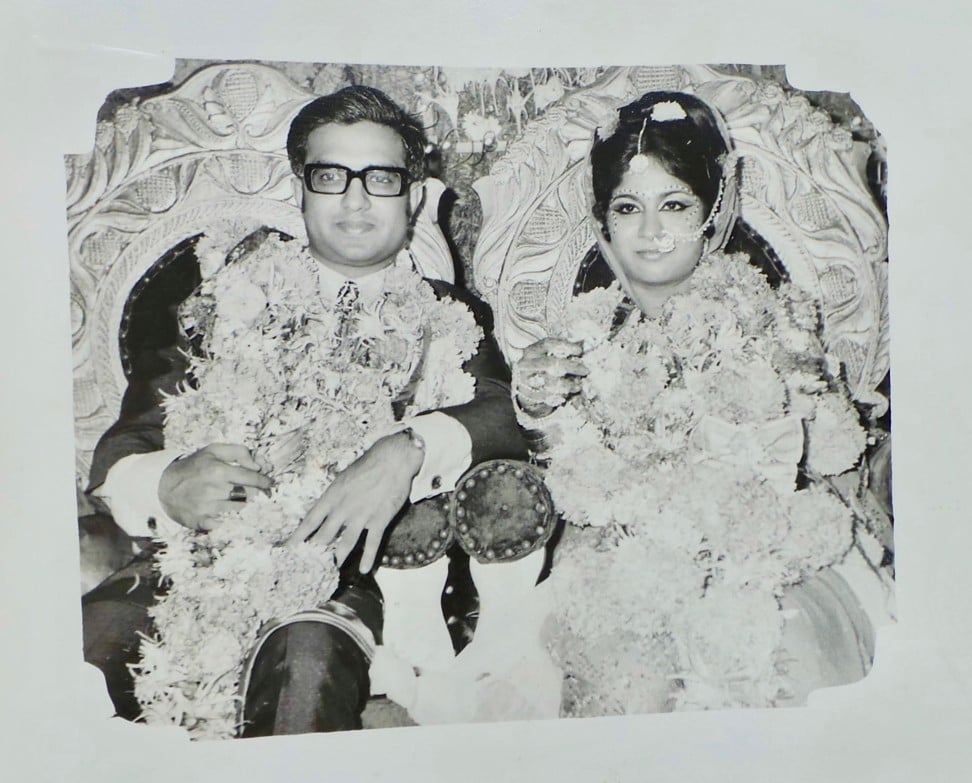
[82,85,525,735]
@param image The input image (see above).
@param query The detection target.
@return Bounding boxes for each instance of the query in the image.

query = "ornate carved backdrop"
[67,60,888,484]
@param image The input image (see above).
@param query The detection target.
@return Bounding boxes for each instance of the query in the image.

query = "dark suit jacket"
[88,272,526,493]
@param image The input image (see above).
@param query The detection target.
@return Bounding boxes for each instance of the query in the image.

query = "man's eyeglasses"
[303,164,410,197]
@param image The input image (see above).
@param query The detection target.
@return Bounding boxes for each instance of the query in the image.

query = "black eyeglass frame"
[302,163,411,197]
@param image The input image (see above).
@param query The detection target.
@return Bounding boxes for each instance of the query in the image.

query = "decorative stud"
[535,525,546,535]
[458,522,469,533]
[485,549,496,560]
[438,528,450,539]
[415,552,425,562]
[390,556,401,566]
[404,554,415,565]
[504,547,514,558]
[456,508,465,518]
[381,555,390,565]
[457,491,467,501]
[514,469,524,479]
[466,479,476,488]
[497,464,507,474]
[430,539,441,550]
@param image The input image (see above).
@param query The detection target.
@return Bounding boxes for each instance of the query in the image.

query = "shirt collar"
[313,249,418,305]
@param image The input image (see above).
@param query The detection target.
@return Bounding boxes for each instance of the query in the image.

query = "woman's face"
[603,154,707,291]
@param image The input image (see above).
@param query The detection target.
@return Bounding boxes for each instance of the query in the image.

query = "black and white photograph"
[3,2,972,781]
[70,60,894,737]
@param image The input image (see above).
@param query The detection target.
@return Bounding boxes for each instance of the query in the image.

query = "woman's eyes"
[659,199,697,213]
[610,201,640,215]
[610,197,700,215]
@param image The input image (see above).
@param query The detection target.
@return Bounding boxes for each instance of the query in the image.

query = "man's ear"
[292,176,304,211]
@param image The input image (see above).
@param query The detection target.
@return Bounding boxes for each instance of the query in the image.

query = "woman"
[513,91,891,717]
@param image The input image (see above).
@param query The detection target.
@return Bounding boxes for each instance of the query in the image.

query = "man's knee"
[241,620,372,736]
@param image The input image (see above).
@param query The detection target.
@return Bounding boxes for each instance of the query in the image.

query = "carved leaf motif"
[70,291,86,339]
[65,153,93,211]
[819,264,860,311]
[67,147,111,220]
[214,69,261,122]
[131,170,180,213]
[872,260,891,389]
[510,281,549,317]
[243,96,317,148]
[87,208,153,235]
[218,153,273,195]
[145,97,231,149]
[78,229,126,273]
[522,204,570,245]
[106,126,132,194]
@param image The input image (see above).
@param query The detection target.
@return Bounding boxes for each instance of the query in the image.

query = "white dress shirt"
[95,257,473,536]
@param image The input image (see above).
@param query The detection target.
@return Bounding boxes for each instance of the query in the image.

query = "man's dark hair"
[591,91,728,239]
[287,86,428,181]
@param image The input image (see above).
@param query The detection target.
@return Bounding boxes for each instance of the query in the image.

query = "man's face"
[296,121,413,277]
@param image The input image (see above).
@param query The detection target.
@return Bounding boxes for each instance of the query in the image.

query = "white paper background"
[2,1,971,780]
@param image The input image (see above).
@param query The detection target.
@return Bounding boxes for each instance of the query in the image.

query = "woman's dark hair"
[591,91,729,237]
[287,85,429,181]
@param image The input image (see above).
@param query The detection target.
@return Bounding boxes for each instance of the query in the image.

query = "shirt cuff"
[91,450,184,537]
[400,412,471,503]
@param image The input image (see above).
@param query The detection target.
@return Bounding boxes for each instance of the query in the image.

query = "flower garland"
[532,251,868,716]
[130,235,481,739]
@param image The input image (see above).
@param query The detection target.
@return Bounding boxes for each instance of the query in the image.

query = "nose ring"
[647,231,676,253]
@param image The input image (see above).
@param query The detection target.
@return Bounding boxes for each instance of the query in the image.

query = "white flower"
[805,392,867,476]
[195,235,226,280]
[215,279,266,326]
[462,112,503,145]
[651,101,688,122]
[595,110,620,141]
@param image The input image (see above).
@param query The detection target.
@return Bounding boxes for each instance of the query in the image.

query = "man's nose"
[341,178,371,210]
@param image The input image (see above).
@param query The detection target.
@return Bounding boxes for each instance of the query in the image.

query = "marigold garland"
[131,236,481,738]
[533,251,867,715]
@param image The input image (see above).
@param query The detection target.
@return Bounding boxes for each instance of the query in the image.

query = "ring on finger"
[229,484,248,502]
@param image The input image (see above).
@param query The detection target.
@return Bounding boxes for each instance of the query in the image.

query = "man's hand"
[287,432,425,573]
[158,443,272,530]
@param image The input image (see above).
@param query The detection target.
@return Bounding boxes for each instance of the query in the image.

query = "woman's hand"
[513,338,588,418]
